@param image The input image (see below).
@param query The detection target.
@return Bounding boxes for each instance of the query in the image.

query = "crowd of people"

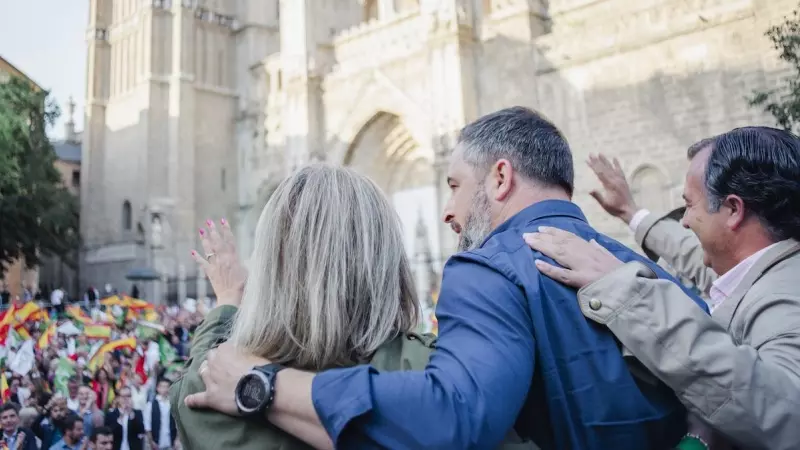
[0,292,208,450]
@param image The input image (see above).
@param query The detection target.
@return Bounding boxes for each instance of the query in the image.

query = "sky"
[1,0,87,140]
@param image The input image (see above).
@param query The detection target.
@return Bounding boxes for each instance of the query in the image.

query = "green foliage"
[749,7,800,131]
[0,76,79,272]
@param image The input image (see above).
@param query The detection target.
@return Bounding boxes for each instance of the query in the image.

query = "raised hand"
[192,218,247,307]
[587,154,638,224]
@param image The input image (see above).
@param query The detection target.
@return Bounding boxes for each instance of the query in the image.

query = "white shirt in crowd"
[67,395,80,412]
[119,411,131,450]
[50,289,63,305]
[144,396,172,448]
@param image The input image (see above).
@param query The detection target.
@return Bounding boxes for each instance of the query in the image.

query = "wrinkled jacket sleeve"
[169,305,237,439]
[311,254,536,449]
[634,213,717,294]
[578,262,800,450]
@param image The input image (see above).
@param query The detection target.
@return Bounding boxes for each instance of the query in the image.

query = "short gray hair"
[229,163,420,370]
[458,106,575,195]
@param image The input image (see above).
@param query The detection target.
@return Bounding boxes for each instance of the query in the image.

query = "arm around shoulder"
[309,254,536,449]
[578,262,800,449]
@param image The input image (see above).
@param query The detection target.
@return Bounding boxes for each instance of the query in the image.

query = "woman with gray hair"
[170,164,429,449]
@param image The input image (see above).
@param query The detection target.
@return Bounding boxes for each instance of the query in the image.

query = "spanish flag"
[13,323,31,341]
[88,337,137,372]
[84,323,112,340]
[0,304,17,341]
[66,305,92,325]
[38,322,57,349]
[13,302,41,324]
[100,295,124,306]
[31,308,50,323]
[0,372,9,402]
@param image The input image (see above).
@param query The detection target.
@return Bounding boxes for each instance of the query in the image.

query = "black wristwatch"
[234,363,285,416]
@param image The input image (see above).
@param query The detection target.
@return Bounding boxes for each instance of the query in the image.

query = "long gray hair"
[229,163,420,370]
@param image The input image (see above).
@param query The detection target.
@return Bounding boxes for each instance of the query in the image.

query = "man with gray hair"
[185,106,708,449]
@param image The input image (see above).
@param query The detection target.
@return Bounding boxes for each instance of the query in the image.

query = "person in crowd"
[18,407,43,449]
[104,387,144,450]
[91,370,113,411]
[89,427,114,450]
[76,386,103,439]
[49,415,84,450]
[525,126,800,449]
[182,107,709,449]
[32,394,71,450]
[144,379,176,450]
[172,165,538,449]
[0,402,38,450]
[66,378,81,413]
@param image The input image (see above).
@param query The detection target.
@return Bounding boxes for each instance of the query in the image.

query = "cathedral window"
[122,200,132,231]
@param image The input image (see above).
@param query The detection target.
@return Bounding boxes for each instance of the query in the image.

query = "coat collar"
[712,239,800,330]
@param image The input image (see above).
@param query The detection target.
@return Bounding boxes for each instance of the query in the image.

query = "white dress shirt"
[144,396,172,448]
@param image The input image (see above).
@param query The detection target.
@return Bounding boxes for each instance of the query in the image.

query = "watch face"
[236,372,270,413]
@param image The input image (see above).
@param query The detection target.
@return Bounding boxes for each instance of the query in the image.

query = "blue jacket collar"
[482,200,588,246]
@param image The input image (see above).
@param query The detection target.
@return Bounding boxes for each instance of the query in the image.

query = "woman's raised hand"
[192,218,247,307]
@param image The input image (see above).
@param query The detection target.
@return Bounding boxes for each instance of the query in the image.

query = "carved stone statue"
[151,215,163,249]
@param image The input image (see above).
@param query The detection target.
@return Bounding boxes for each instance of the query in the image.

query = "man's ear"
[491,159,514,202]
[724,194,747,230]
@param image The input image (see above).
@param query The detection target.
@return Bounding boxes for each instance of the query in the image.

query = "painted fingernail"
[220,218,227,225]
[191,250,196,256]
[206,219,214,227]
[199,229,205,236]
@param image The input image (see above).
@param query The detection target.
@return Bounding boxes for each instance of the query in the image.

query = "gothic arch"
[328,75,432,165]
[344,111,434,194]
[629,164,670,214]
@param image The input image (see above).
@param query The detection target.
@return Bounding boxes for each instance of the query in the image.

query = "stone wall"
[477,0,795,245]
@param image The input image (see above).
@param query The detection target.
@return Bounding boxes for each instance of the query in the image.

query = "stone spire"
[64,96,77,143]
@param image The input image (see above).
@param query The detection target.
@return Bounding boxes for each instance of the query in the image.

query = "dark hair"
[458,106,575,195]
[63,414,83,431]
[704,126,800,241]
[687,137,715,159]
[157,377,170,386]
[91,426,113,442]
[0,402,20,415]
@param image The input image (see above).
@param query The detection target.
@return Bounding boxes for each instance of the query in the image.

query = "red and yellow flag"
[13,302,40,324]
[66,305,92,325]
[0,304,18,341]
[100,295,124,306]
[88,337,137,372]
[0,372,9,402]
[84,323,112,340]
[13,323,31,341]
[38,322,57,349]
[31,308,50,323]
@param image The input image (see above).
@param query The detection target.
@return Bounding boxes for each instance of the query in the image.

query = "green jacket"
[170,306,538,449]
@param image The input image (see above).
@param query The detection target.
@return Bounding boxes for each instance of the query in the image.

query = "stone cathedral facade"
[81,0,795,310]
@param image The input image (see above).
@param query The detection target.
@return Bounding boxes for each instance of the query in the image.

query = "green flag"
[159,336,177,365]
[54,357,76,395]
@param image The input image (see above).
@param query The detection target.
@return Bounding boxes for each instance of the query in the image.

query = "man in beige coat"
[526,126,800,449]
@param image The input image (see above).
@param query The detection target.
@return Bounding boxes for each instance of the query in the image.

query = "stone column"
[196,270,207,303]
[177,264,187,305]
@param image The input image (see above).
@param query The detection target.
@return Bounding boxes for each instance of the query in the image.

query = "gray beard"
[458,188,493,252]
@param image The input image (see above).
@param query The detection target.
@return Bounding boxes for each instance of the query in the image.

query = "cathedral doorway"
[345,112,441,331]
